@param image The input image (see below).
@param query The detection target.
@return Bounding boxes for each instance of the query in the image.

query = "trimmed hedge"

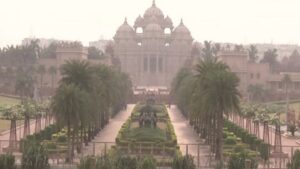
[224,120,270,161]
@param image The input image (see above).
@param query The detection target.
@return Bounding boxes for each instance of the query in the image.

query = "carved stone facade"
[113,1,193,87]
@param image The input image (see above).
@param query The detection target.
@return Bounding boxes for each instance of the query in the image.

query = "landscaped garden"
[114,100,180,167]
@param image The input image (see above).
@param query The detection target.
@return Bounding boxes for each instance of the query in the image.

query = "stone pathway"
[167,105,213,168]
[79,104,135,157]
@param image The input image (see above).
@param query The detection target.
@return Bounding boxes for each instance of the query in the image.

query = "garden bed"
[115,102,179,159]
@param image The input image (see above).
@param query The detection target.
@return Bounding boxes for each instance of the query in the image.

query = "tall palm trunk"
[285,83,289,123]
[215,111,223,161]
[67,120,71,163]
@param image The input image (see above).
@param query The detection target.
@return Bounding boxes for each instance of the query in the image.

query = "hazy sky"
[1,0,300,47]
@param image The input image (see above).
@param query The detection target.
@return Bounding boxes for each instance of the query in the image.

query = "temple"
[113,0,193,87]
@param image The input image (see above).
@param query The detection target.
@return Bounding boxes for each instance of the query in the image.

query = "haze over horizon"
[1,0,300,47]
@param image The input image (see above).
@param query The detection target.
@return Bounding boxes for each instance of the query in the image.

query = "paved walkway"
[79,104,135,156]
[167,105,213,168]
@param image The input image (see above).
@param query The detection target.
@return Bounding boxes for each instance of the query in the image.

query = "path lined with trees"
[167,105,213,168]
[79,104,135,156]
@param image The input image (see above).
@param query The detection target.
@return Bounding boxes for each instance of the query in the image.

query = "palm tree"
[194,58,240,161]
[201,41,214,59]
[248,45,258,63]
[48,66,57,89]
[51,83,88,162]
[282,74,292,123]
[60,60,93,91]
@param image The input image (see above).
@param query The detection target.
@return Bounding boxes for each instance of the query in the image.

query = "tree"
[247,45,258,63]
[247,84,265,102]
[234,44,244,52]
[282,74,292,123]
[48,66,57,89]
[201,41,214,59]
[172,57,240,161]
[15,70,34,102]
[260,49,279,72]
[195,58,240,161]
[88,46,104,59]
[60,60,93,91]
[37,65,46,89]
[51,84,88,162]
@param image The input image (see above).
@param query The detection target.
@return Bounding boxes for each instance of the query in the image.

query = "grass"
[0,96,20,106]
[125,127,167,142]
[0,119,22,133]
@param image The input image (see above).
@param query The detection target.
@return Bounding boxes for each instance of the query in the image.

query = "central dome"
[144,0,164,19]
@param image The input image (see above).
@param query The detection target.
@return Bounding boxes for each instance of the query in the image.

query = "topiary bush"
[0,154,16,169]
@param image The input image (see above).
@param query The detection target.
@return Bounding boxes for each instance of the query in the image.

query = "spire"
[124,17,128,24]
[152,0,156,7]
[180,18,184,25]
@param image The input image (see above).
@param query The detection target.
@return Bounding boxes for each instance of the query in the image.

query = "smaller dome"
[114,18,135,40]
[173,19,190,34]
[134,15,143,26]
[145,23,162,32]
[116,18,134,33]
[165,16,173,25]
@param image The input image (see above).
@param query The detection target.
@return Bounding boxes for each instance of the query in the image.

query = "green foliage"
[77,156,98,169]
[227,151,258,169]
[288,124,297,136]
[21,142,50,169]
[21,124,60,146]
[115,155,138,169]
[172,155,195,169]
[140,156,157,169]
[0,154,16,169]
[224,120,269,160]
[287,150,300,169]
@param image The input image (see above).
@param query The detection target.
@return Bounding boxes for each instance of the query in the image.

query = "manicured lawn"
[0,96,20,106]
[125,127,167,142]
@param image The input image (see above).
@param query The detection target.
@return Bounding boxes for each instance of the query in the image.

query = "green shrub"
[21,142,50,169]
[172,155,195,169]
[288,124,297,137]
[225,137,237,145]
[287,150,300,169]
[140,156,157,169]
[78,156,96,169]
[115,155,138,169]
[227,151,258,169]
[0,154,16,169]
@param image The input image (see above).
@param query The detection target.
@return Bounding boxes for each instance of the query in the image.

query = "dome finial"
[124,17,128,24]
[152,0,156,7]
[180,18,184,25]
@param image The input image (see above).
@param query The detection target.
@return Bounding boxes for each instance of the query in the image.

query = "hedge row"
[224,120,270,161]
